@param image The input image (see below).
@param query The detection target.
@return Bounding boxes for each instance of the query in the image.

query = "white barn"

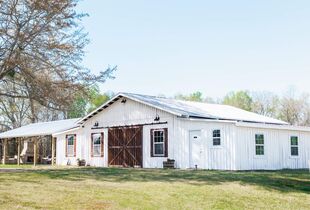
[52,92,310,170]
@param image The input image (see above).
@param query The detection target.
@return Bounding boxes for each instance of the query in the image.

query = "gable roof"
[0,118,80,139]
[77,92,288,125]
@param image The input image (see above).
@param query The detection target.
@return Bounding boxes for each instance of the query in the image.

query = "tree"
[0,0,116,125]
[67,86,113,118]
[278,89,309,125]
[251,91,279,117]
[223,91,253,111]
[87,90,114,113]
[0,79,29,129]
[66,95,88,118]
[175,91,204,102]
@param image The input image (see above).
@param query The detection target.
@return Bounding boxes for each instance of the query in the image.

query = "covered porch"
[1,136,56,166]
[0,118,79,166]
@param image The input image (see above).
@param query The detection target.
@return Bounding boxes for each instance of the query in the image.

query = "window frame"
[91,132,104,157]
[290,136,299,158]
[212,129,221,146]
[151,128,166,157]
[66,134,76,157]
[255,134,265,157]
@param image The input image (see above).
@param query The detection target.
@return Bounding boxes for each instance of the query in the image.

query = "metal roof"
[0,118,80,139]
[78,92,288,125]
[236,122,310,132]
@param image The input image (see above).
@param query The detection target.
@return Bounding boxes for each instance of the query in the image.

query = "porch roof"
[0,118,80,139]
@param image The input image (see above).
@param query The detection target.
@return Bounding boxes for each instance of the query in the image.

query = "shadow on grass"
[1,167,310,194]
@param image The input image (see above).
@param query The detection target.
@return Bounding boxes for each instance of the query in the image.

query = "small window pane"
[291,147,298,156]
[93,134,101,145]
[213,130,221,138]
[213,138,221,146]
[67,146,74,156]
[290,136,298,145]
[94,145,101,156]
[67,135,74,145]
[155,144,164,155]
[154,131,164,142]
[256,146,264,155]
[255,134,264,145]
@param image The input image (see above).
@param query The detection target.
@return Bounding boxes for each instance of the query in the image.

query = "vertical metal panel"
[55,98,174,168]
[171,118,237,170]
[54,97,310,170]
[235,126,310,170]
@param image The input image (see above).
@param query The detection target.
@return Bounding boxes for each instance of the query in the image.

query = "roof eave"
[186,116,288,125]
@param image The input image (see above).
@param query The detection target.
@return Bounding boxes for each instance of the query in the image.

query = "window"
[212,130,221,146]
[153,130,164,156]
[290,136,298,156]
[91,133,103,157]
[151,128,168,157]
[255,134,264,155]
[66,134,75,157]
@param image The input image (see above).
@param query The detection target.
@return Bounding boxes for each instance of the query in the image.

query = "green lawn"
[0,164,44,169]
[0,167,309,210]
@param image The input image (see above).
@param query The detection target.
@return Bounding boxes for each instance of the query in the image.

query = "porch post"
[17,138,21,165]
[2,139,7,165]
[51,137,55,166]
[33,138,37,166]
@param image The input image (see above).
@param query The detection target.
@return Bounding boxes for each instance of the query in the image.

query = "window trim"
[91,132,104,157]
[66,134,76,157]
[150,128,168,157]
[290,135,299,158]
[212,129,221,146]
[255,133,265,157]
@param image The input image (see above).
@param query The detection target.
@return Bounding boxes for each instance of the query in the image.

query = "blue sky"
[78,0,310,98]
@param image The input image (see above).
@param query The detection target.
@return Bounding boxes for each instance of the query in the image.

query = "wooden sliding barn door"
[108,126,143,167]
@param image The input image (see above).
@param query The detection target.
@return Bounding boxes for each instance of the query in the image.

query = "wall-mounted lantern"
[154,114,160,121]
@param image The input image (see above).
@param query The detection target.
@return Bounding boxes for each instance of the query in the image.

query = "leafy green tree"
[223,91,253,111]
[67,86,113,118]
[88,90,114,113]
[67,95,88,118]
[175,91,204,102]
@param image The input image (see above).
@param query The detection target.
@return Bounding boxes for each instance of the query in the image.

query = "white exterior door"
[189,130,202,168]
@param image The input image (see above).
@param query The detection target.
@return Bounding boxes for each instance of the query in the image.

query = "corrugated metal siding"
[55,97,310,170]
[235,126,310,170]
[83,99,173,167]
[56,98,174,167]
[56,130,84,166]
[172,119,237,170]
[84,98,172,128]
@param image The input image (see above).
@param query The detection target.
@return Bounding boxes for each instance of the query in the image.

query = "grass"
[0,164,47,169]
[0,167,309,210]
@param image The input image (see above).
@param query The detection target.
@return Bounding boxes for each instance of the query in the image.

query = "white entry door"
[189,130,202,168]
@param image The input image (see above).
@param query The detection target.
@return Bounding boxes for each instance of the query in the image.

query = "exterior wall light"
[154,114,160,121]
